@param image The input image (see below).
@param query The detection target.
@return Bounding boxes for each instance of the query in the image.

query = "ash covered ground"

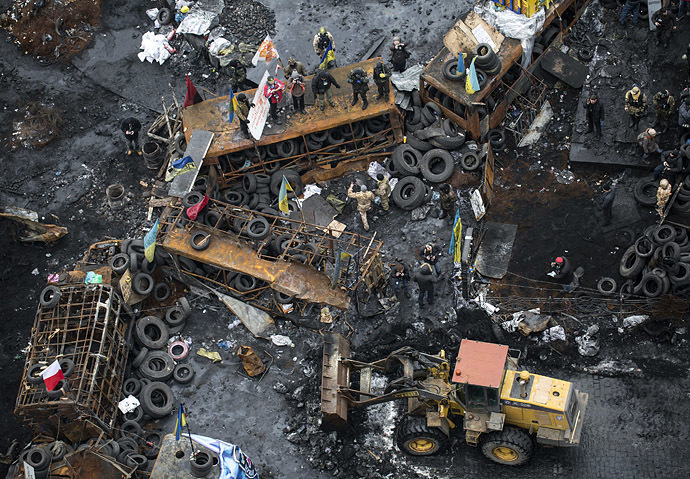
[1,0,690,478]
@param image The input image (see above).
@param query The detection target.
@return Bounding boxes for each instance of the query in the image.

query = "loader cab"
[452,340,509,414]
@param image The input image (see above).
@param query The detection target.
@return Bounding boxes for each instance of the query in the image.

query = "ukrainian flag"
[449,211,462,263]
[319,42,335,70]
[278,176,293,213]
[456,53,466,76]
[228,87,238,123]
[174,403,187,441]
[465,57,480,95]
[144,218,159,262]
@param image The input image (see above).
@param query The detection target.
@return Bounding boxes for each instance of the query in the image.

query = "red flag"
[183,74,203,108]
[41,360,65,391]
[186,194,209,220]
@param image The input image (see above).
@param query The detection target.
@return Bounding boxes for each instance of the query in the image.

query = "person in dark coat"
[652,8,676,47]
[288,74,307,114]
[654,149,683,185]
[419,243,442,275]
[347,67,369,110]
[311,70,341,111]
[390,36,411,72]
[413,263,441,307]
[373,61,392,100]
[235,93,252,139]
[679,97,690,140]
[599,182,616,226]
[390,263,411,299]
[549,256,572,281]
[120,117,142,156]
[585,93,604,137]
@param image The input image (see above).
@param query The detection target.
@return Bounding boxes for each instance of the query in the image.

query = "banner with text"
[248,70,270,140]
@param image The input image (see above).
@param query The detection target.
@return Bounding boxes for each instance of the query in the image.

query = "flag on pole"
[165,155,197,181]
[456,53,466,76]
[183,74,203,108]
[319,42,335,70]
[228,87,238,123]
[175,404,187,441]
[251,34,279,66]
[144,218,159,262]
[465,57,480,95]
[41,360,65,391]
[186,194,209,221]
[278,176,293,214]
[450,210,463,263]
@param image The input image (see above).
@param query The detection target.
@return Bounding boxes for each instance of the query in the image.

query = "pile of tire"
[18,442,70,478]
[634,175,690,216]
[617,224,690,299]
[72,435,160,475]
[24,358,74,402]
[108,238,173,302]
[473,43,501,76]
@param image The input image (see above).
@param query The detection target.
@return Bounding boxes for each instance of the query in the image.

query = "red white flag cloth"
[251,34,279,66]
[41,360,65,391]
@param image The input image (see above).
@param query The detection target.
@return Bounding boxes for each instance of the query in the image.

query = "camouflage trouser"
[655,109,674,129]
[316,88,334,108]
[380,195,389,211]
[358,210,370,230]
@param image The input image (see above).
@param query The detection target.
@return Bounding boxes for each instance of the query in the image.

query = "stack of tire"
[24,357,75,401]
[533,26,561,60]
[473,43,501,76]
[617,224,690,299]
[18,442,71,478]
[109,239,172,303]
[634,175,690,216]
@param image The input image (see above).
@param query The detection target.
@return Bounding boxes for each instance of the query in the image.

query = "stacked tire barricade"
[634,172,690,218]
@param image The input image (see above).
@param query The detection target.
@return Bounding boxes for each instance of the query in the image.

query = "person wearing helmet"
[313,27,335,58]
[284,56,307,79]
[549,256,572,281]
[235,93,252,139]
[347,67,369,110]
[656,179,672,217]
[624,84,647,129]
[373,61,392,101]
[390,36,411,72]
[585,93,604,137]
[637,128,662,160]
[175,5,189,24]
[311,69,341,111]
[652,90,675,133]
[263,76,285,124]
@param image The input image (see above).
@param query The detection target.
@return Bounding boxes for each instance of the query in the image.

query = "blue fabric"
[619,0,640,24]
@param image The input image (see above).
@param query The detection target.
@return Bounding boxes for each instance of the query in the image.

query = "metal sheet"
[168,129,214,198]
[476,222,517,279]
[540,48,588,89]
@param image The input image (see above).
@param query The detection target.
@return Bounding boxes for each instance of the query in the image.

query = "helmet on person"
[267,76,275,83]
[648,128,657,137]
[631,86,640,95]
[237,93,247,101]
[660,179,670,187]
[288,56,296,65]
[555,257,564,264]
[181,6,189,13]
[319,27,327,34]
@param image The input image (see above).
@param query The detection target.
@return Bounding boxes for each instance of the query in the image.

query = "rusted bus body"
[181,57,404,188]
[15,280,129,442]
[420,0,590,139]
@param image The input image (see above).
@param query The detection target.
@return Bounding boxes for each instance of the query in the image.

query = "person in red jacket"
[263,76,285,124]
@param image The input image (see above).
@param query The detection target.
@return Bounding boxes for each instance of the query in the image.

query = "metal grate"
[15,284,128,441]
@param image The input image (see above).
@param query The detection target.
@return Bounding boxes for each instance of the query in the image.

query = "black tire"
[633,177,658,206]
[597,277,617,296]
[190,450,214,477]
[59,358,75,378]
[578,48,594,62]
[26,364,45,384]
[442,119,458,137]
[49,441,70,462]
[392,144,422,176]
[635,236,654,258]
[25,447,50,471]
[46,380,67,398]
[129,454,148,470]
[157,7,172,25]
[190,231,211,251]
[173,364,196,385]
[669,262,690,285]
[433,133,466,150]
[132,346,149,369]
[138,351,175,382]
[662,241,681,262]
[273,290,294,304]
[140,258,156,275]
[480,428,534,466]
[654,225,677,245]
[277,139,297,158]
[123,377,142,397]
[140,381,176,418]
[246,217,270,240]
[392,176,426,210]
[234,273,257,292]
[488,129,506,150]
[152,282,171,303]
[40,285,61,308]
[620,245,645,278]
[117,436,138,453]
[135,316,169,350]
[461,152,481,171]
[132,272,154,296]
[442,59,464,82]
[165,305,188,327]
[143,431,164,459]
[406,134,433,152]
[182,191,204,209]
[109,253,131,275]
[395,415,449,456]
[475,68,488,89]
[120,420,144,440]
[222,190,245,206]
[420,149,454,183]
[243,173,257,193]
[425,102,442,117]
[421,107,436,126]
[640,273,664,298]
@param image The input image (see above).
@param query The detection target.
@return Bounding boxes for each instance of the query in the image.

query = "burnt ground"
[1,0,690,478]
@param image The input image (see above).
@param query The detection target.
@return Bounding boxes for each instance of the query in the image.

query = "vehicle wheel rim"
[492,446,518,461]
[409,438,435,453]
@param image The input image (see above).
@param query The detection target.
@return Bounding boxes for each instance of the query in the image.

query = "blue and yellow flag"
[278,176,293,214]
[144,218,159,262]
[174,403,187,441]
[449,210,462,263]
[228,88,238,123]
[465,57,480,95]
[456,53,466,76]
[319,42,335,70]
[166,155,197,181]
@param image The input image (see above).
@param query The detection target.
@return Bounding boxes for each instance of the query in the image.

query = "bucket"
[142,141,164,170]
[106,184,125,210]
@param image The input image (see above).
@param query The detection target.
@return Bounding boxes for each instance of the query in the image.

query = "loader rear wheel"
[480,428,534,466]
[396,415,449,456]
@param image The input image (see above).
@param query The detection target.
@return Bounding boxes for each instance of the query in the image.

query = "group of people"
[389,242,445,308]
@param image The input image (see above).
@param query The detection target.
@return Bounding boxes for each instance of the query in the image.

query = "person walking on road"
[390,263,411,299]
[348,182,375,231]
[375,174,392,211]
[413,263,441,307]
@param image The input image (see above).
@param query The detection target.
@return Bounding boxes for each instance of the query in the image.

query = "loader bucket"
[321,332,351,427]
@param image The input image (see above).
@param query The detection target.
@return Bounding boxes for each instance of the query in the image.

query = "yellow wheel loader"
[321,332,588,466]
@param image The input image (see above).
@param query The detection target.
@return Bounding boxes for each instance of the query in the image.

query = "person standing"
[347,182,375,231]
[599,182,616,226]
[682,44,690,81]
[585,93,604,137]
[413,263,441,307]
[390,36,411,72]
[624,85,647,129]
[679,96,690,139]
[283,57,308,79]
[228,59,248,92]
[311,70,341,112]
[373,61,392,100]
[619,0,641,26]
[652,8,676,47]
[653,90,676,133]
[375,174,392,211]
[263,76,285,125]
[419,242,442,275]
[288,74,306,114]
[313,27,336,69]
[679,0,690,19]
[549,256,572,281]
[637,128,662,160]
[390,263,411,299]
[347,67,369,110]
[120,117,142,156]
[438,184,456,219]
[235,93,252,139]
[653,149,683,185]
[656,179,672,217]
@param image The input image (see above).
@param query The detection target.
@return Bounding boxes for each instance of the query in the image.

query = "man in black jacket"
[599,182,616,226]
[311,70,341,111]
[120,117,142,156]
[413,263,441,307]
[652,8,676,47]
[654,149,683,185]
[585,93,604,137]
[390,263,411,299]
[390,36,411,72]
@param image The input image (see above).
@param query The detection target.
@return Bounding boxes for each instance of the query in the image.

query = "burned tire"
[480,427,534,466]
[395,415,449,456]
[432,133,465,150]
[635,236,655,258]
[420,149,454,183]
[25,447,50,471]
[669,262,690,285]
[653,224,677,245]
[578,48,594,62]
[273,290,294,304]
[26,364,45,384]
[140,381,175,418]
[157,7,172,25]
[442,59,464,82]
[392,144,422,176]
[620,245,645,278]
[190,450,213,477]
[132,272,154,296]
[234,273,257,292]
[135,316,169,350]
[139,350,175,382]
[488,128,506,150]
[246,217,270,240]
[190,231,211,251]
[110,253,131,275]
[640,273,664,298]
[173,364,196,385]
[132,346,148,369]
[182,191,204,209]
[152,282,171,303]
[406,134,433,152]
[597,277,617,296]
[40,285,61,309]
[59,358,75,378]
[120,420,144,440]
[460,152,481,171]
[243,173,257,193]
[392,176,426,210]
[634,177,658,206]
[123,378,142,397]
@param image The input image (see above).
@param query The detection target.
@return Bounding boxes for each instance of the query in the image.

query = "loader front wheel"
[396,416,449,456]
[480,428,534,466]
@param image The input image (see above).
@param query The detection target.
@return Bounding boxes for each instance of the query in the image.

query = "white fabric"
[138,32,172,65]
